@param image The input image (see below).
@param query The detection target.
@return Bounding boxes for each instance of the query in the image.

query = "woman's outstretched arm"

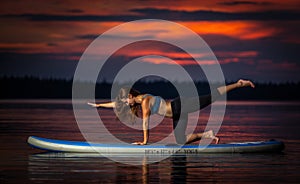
[217,79,255,95]
[87,101,115,108]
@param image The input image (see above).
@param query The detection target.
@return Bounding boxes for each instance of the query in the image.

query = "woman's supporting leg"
[171,91,220,144]
[173,115,188,144]
[173,116,220,144]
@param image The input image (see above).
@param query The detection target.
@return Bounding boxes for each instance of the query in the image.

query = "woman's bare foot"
[203,130,220,144]
[214,136,220,144]
[237,79,255,88]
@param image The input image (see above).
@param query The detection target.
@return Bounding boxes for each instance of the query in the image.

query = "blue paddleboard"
[28,136,284,154]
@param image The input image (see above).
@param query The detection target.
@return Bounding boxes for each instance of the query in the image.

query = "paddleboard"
[28,136,284,154]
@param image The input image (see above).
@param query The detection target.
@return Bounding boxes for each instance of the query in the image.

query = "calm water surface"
[0,100,299,183]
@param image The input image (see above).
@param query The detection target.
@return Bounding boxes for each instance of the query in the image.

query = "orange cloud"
[140,57,216,65]
[179,21,279,40]
[116,48,208,60]
[216,51,259,58]
[0,1,297,68]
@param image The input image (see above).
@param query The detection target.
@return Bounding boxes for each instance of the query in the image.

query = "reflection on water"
[1,100,300,183]
[28,152,289,183]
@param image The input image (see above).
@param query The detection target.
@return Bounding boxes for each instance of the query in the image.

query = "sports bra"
[142,94,162,114]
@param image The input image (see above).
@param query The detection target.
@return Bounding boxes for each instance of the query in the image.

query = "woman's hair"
[114,87,141,124]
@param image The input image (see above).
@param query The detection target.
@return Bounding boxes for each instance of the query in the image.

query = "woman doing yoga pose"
[88,79,255,145]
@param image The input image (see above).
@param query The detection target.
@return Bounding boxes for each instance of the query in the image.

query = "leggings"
[170,89,221,144]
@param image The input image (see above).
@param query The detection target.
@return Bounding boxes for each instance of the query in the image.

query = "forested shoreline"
[1,76,299,100]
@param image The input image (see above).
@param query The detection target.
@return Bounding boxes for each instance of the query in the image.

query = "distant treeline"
[0,76,299,100]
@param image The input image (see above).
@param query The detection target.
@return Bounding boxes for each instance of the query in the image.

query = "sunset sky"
[0,0,299,82]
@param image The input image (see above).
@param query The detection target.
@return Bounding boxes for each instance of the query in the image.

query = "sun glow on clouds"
[94,20,265,66]
[0,19,276,66]
[115,45,221,66]
[69,20,268,66]
[133,51,259,65]
[140,56,217,66]
[180,21,279,40]
[103,21,195,40]
[216,51,259,58]
[0,0,298,82]
[77,20,220,66]
[51,21,279,64]
[117,48,209,60]
[216,51,259,65]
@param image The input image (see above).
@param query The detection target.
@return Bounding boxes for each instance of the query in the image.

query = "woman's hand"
[87,102,99,108]
[87,102,115,108]
[237,79,255,88]
[132,141,147,145]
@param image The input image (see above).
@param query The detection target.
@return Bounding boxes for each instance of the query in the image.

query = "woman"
[88,79,255,145]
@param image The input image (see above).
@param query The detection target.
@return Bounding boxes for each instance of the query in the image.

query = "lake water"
[0,100,299,183]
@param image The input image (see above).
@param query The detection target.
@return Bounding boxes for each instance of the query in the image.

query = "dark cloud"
[66,9,85,13]
[3,13,138,22]
[3,8,299,22]
[47,43,58,46]
[203,33,299,64]
[218,1,273,6]
[0,52,79,78]
[1,5,299,82]
[131,8,299,21]
[1,36,298,82]
[74,34,99,40]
